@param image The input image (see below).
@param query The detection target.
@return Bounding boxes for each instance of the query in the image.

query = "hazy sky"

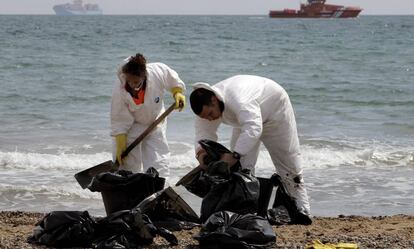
[1,0,413,15]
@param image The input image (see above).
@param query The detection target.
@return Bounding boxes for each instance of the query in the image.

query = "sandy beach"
[1,211,413,248]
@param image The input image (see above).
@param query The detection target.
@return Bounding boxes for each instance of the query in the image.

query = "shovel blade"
[175,165,203,186]
[74,160,114,189]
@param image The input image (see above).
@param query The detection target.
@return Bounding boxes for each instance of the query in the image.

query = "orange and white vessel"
[269,0,362,18]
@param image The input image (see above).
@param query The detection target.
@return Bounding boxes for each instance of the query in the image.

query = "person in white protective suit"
[111,53,186,177]
[189,75,311,222]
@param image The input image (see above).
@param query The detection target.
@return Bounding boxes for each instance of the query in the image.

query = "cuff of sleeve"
[233,145,248,157]
[171,86,183,96]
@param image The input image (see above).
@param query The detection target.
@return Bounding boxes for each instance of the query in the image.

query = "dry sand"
[0,211,413,248]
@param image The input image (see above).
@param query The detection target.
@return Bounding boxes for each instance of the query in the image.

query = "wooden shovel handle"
[115,103,176,166]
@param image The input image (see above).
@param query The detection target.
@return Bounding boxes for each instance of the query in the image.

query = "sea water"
[0,15,413,217]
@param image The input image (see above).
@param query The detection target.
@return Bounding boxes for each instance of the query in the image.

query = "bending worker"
[111,53,185,177]
[189,75,310,223]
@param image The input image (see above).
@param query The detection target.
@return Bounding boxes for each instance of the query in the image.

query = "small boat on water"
[269,0,362,18]
[53,0,103,15]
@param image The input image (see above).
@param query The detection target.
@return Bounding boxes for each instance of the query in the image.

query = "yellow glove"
[334,243,358,249]
[115,134,127,165]
[305,240,358,249]
[171,87,185,111]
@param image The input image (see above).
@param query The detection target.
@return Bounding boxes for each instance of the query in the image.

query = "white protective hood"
[193,75,289,156]
[111,61,185,136]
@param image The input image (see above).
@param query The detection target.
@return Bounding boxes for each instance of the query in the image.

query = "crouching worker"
[189,75,311,224]
[111,53,186,177]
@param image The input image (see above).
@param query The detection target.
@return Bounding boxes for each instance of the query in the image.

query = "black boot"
[268,174,312,225]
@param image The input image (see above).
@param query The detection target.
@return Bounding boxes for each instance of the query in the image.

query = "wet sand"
[0,211,413,248]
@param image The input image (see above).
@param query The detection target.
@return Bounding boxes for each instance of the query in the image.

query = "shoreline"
[0,211,413,248]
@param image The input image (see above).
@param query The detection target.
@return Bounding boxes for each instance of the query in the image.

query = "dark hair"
[122,53,147,77]
[190,88,216,115]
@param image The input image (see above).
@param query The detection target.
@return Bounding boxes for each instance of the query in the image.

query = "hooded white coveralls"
[194,75,310,214]
[111,62,185,177]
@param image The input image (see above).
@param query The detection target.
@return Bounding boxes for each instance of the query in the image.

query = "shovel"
[175,165,203,186]
[75,103,176,189]
[176,139,233,186]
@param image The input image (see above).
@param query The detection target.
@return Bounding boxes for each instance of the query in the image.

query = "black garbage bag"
[198,139,238,165]
[136,186,200,231]
[181,169,211,198]
[27,211,96,248]
[88,167,165,215]
[93,207,178,248]
[177,139,260,222]
[93,234,130,249]
[182,139,243,198]
[267,174,312,225]
[200,161,260,222]
[195,211,276,249]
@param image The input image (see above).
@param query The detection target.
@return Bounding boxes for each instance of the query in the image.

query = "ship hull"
[53,5,102,15]
[269,9,361,18]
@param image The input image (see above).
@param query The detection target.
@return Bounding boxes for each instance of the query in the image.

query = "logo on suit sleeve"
[154,97,160,103]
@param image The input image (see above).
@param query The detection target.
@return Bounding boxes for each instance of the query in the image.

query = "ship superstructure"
[53,0,103,15]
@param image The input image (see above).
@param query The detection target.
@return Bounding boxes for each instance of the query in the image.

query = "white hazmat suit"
[193,75,310,214]
[111,62,185,177]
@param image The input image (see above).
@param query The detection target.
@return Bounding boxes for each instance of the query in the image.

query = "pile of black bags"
[28,139,316,248]
[28,211,95,248]
[186,140,311,226]
[27,208,178,248]
[182,139,261,222]
[182,139,277,248]
[28,168,198,248]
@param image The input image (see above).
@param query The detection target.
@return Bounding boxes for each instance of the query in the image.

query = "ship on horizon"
[53,0,103,15]
[269,0,362,18]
